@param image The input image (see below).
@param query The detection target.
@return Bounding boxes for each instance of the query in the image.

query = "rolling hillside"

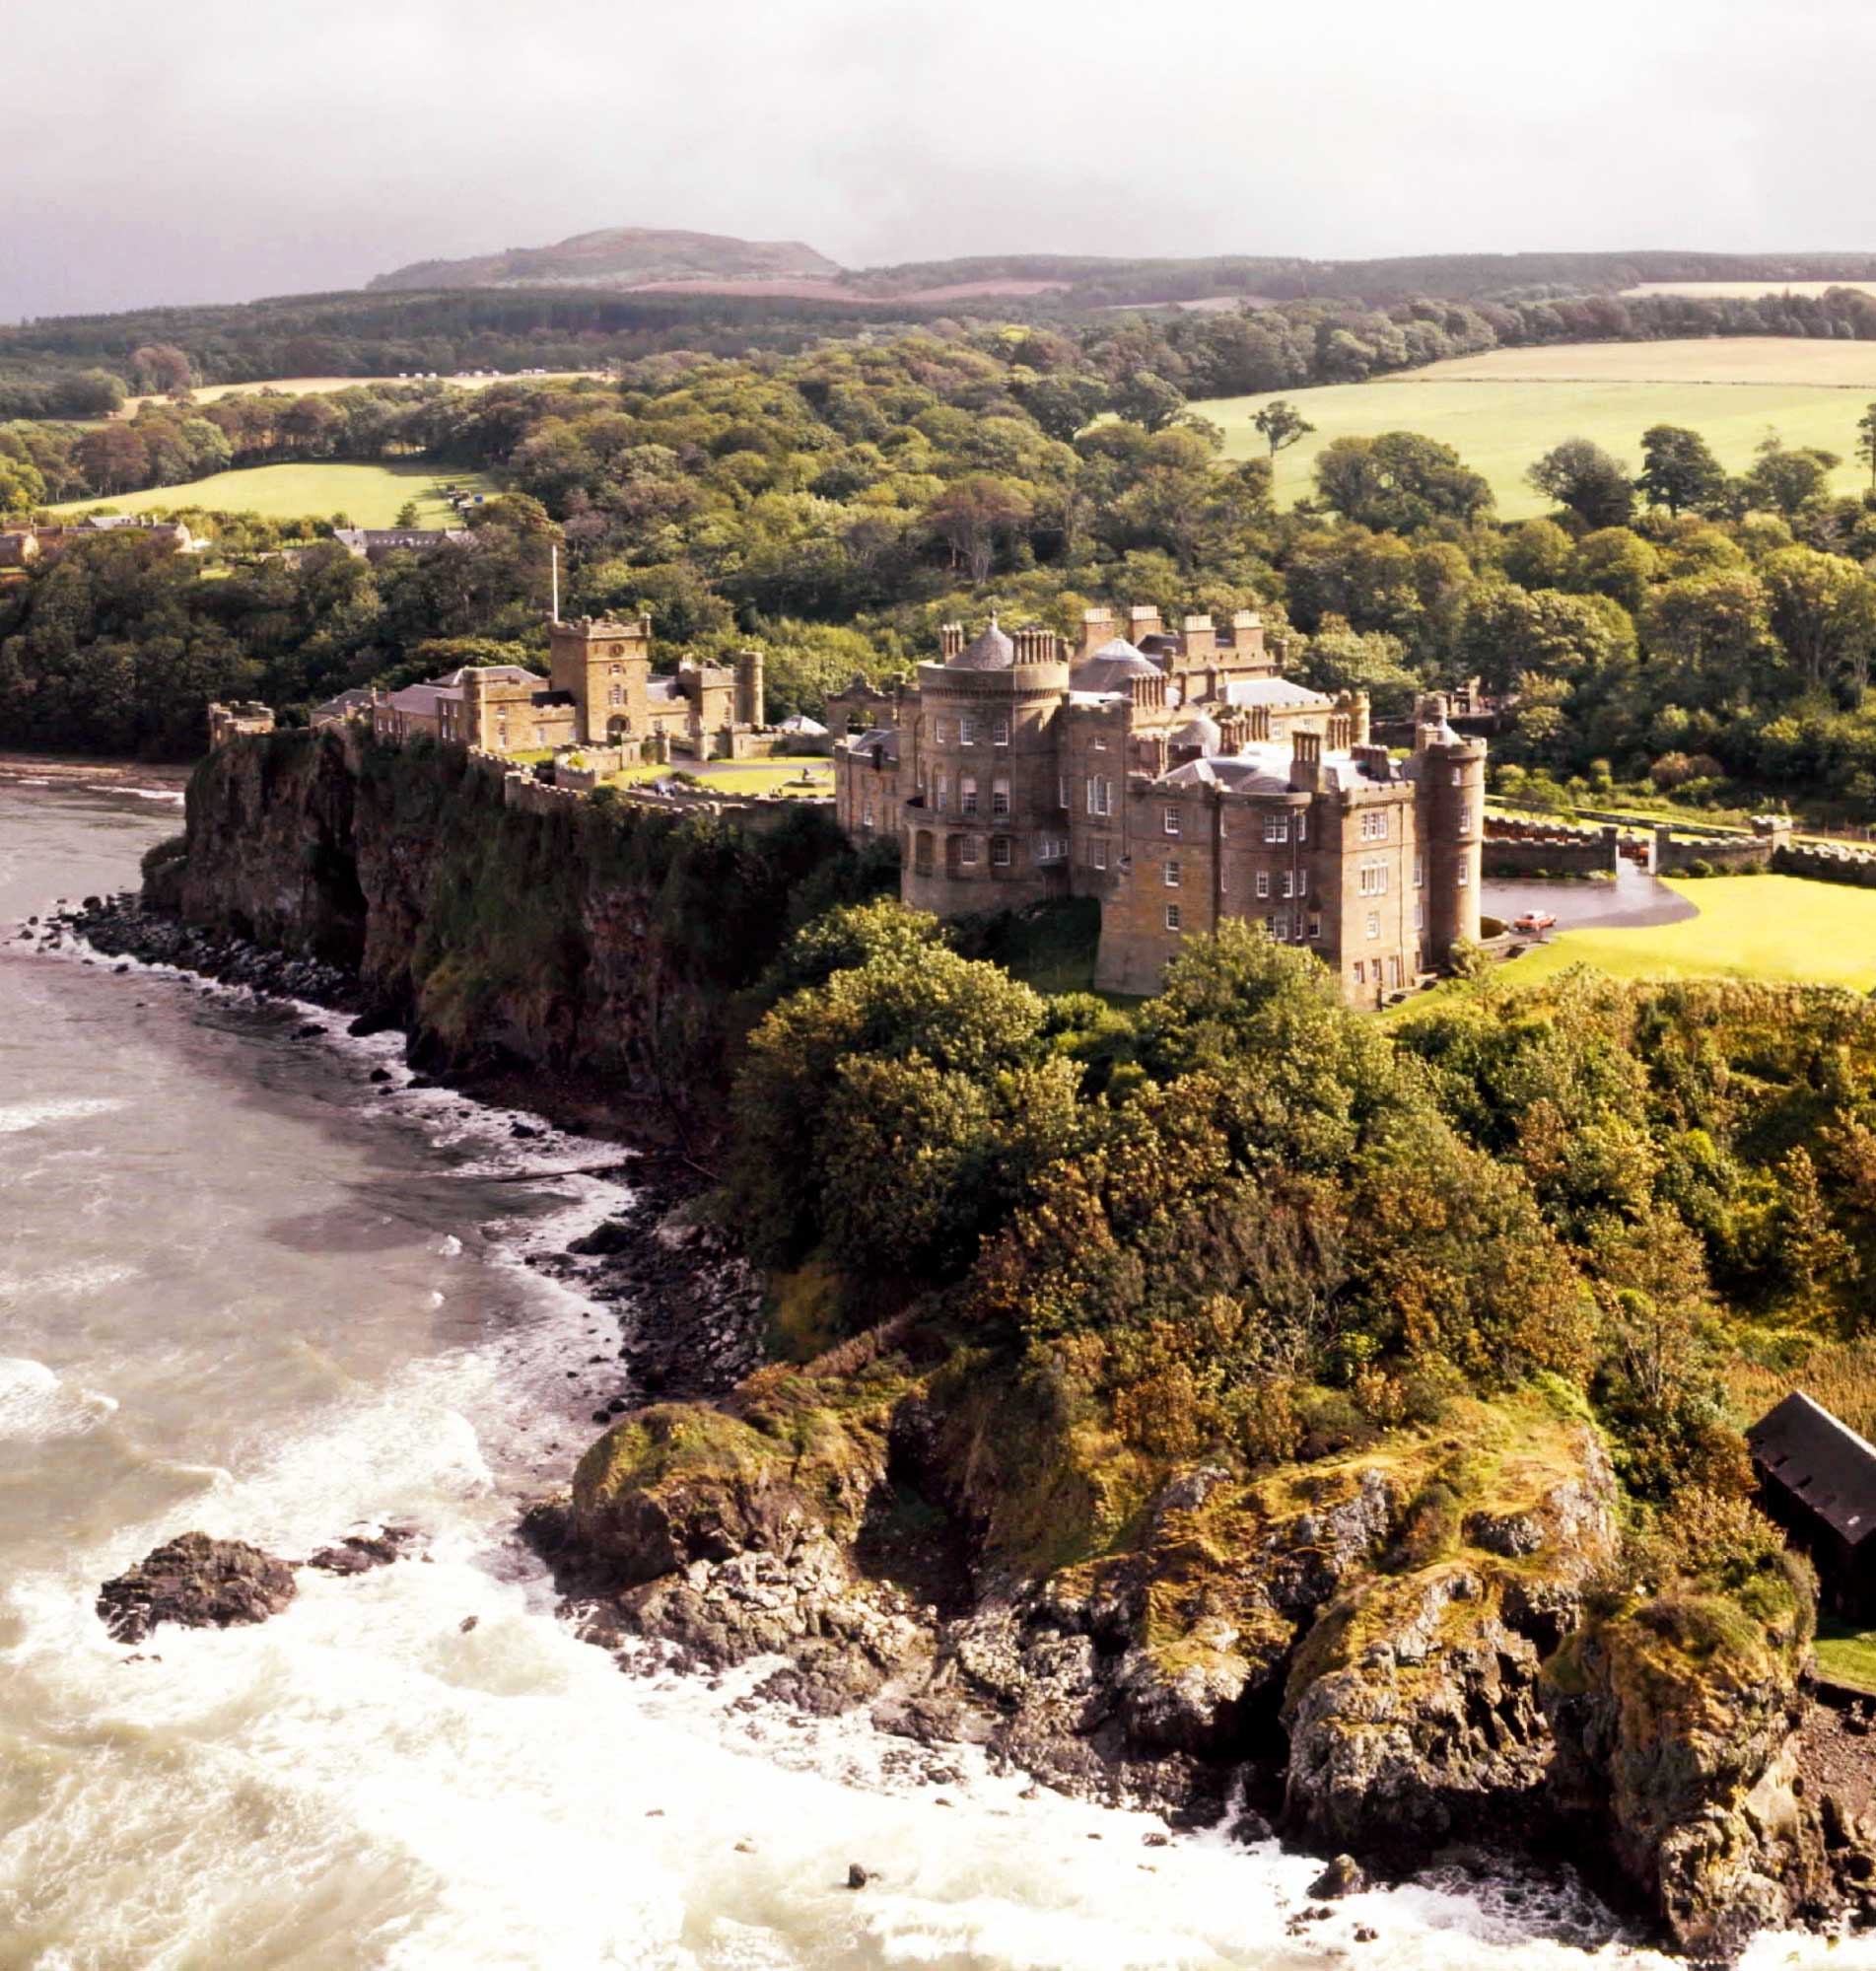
[371,227,842,293]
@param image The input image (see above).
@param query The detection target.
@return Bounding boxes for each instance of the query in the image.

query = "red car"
[1513,910,1558,934]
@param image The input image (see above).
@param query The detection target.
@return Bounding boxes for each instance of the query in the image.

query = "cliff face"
[168,730,861,1117]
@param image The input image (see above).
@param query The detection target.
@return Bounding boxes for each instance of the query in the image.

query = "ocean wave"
[0,1095,125,1135]
[0,1356,118,1443]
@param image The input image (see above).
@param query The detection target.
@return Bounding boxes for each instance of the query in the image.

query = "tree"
[393,501,420,528]
[130,344,193,398]
[1742,439,1840,518]
[1252,399,1314,462]
[1110,372,1187,433]
[1571,528,1659,617]
[1528,438,1634,528]
[1760,545,1876,692]
[1312,431,1494,533]
[1637,425,1726,517]
[922,474,1033,584]
[1641,569,1777,705]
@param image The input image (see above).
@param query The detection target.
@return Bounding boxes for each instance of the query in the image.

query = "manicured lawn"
[1205,340,1876,518]
[51,461,497,527]
[610,759,835,798]
[1816,1621,1876,1694]
[1391,873,1876,1021]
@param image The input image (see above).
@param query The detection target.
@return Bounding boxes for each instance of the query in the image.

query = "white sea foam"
[0,1094,124,1134]
[0,1357,117,1443]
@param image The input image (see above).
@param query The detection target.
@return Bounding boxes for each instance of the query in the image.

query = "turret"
[735,647,765,727]
[1414,692,1487,962]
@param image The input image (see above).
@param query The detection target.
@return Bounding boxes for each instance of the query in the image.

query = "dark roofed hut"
[1748,1391,1876,1620]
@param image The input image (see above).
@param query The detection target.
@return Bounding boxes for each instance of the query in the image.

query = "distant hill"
[370,226,844,294]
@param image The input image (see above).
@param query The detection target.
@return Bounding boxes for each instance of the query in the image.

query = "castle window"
[1164,860,1181,887]
[1165,903,1182,931]
[533,726,544,744]
[1256,871,1270,899]
[1058,774,1069,810]
[1360,809,1389,840]
[1457,806,1472,834]
[1086,776,1112,817]
[863,804,874,831]
[935,776,948,812]
[1358,860,1388,896]
[609,685,623,707]
[1091,734,1107,750]
[991,837,1011,868]
[1281,872,1294,898]
[1263,815,1288,843]
[1414,854,1424,887]
[1273,913,1289,940]
[935,720,951,745]
[1366,912,1380,940]
[993,717,1009,746]
[961,776,978,816]
[610,664,621,676]
[1297,870,1307,896]
[1457,864,1470,886]
[1219,864,1228,893]
[960,835,979,865]
[1297,813,1307,843]
[960,718,978,745]
[1163,807,1180,836]
[1388,956,1403,987]
[1092,839,1108,871]
[1307,913,1322,941]
[1451,767,1463,787]
[1354,961,1365,984]
[992,779,1009,816]
[1414,900,1424,931]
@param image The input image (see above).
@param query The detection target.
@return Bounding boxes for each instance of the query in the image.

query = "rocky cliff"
[157,729,865,1124]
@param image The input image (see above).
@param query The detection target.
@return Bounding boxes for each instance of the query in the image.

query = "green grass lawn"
[1816,1620,1876,1693]
[52,461,497,528]
[610,758,835,798]
[1207,369,1876,518]
[1392,873,1876,1021]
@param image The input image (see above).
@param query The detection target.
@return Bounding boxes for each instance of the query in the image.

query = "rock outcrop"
[1542,1580,1868,1961]
[98,1532,298,1644]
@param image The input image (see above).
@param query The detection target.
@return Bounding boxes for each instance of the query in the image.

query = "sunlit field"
[52,461,498,527]
[1208,339,1876,516]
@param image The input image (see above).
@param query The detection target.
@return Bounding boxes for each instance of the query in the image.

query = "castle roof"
[1219,676,1332,710]
[1157,740,1381,797]
[1169,714,1222,753]
[849,726,900,761]
[950,619,1015,670]
[1072,637,1161,693]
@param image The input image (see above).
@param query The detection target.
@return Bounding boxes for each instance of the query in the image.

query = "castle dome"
[1169,714,1222,755]
[951,617,1015,670]
[1072,636,1162,694]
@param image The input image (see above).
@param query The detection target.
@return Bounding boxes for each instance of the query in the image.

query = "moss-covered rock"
[567,1375,901,1585]
[1542,1573,1828,1960]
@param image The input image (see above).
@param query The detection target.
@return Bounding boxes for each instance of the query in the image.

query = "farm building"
[1748,1391,1876,1620]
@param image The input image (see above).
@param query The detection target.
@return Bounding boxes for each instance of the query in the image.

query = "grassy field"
[1393,876,1876,1021]
[610,758,834,798]
[115,371,608,416]
[1208,339,1876,517]
[52,461,497,527]
[1816,1621,1876,1694]
[1624,281,1876,302]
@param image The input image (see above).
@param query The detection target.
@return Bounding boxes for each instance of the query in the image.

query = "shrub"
[1682,858,1715,879]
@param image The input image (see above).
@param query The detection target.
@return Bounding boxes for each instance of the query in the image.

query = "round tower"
[903,617,1070,917]
[1415,693,1486,964]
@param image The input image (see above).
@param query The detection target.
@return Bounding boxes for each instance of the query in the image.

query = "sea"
[0,770,1835,1970]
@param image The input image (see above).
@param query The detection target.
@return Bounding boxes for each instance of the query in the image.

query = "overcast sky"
[4,0,1870,318]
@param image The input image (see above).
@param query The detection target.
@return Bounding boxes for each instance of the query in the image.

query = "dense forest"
[6,319,1876,822]
[14,264,1876,413]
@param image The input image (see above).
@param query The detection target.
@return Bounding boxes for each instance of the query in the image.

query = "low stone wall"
[1482,816,1620,878]
[1775,841,1876,888]
[1654,819,1789,875]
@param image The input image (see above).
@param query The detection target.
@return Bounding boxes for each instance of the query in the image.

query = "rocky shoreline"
[39,891,1876,1964]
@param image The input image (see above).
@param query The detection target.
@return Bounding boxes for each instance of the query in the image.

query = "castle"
[368,615,766,760]
[831,605,1483,1008]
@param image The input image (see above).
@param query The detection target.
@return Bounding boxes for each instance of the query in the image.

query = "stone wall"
[1654,817,1790,875]
[1775,841,1876,887]
[1482,816,1620,878]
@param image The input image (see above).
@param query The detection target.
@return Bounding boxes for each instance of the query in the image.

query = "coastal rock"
[1281,1427,1618,1858]
[98,1532,297,1644]
[1542,1580,1834,1961]
[1308,1854,1367,1898]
